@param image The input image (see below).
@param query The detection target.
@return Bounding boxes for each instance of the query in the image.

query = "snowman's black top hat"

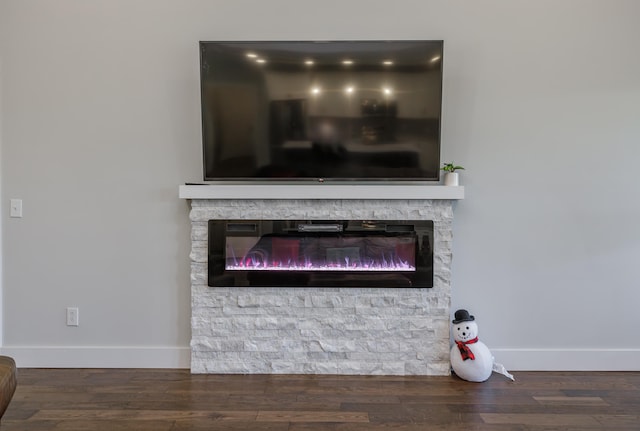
[452,309,475,324]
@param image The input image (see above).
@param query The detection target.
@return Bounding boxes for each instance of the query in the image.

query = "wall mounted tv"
[199,40,443,181]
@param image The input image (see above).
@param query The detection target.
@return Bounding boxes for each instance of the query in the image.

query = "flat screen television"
[199,40,443,181]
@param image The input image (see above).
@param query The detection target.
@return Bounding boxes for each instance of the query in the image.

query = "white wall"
[0,52,4,347]
[1,0,639,369]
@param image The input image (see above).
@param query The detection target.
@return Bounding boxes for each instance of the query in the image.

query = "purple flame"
[228,249,415,272]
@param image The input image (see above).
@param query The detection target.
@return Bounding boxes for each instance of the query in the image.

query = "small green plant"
[441,163,465,173]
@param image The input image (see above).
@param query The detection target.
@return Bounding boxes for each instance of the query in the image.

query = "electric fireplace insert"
[208,219,433,287]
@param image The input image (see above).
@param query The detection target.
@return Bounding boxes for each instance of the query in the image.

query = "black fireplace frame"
[208,219,433,288]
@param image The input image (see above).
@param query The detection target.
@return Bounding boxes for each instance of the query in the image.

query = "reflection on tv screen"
[200,41,443,181]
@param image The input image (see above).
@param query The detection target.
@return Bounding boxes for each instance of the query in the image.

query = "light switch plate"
[10,199,23,218]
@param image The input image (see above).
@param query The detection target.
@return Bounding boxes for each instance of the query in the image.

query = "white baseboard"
[0,346,190,369]
[491,348,640,371]
[1,346,638,371]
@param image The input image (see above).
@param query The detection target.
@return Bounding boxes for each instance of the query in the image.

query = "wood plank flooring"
[2,369,639,430]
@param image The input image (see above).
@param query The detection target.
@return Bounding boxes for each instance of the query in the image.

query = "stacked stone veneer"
[189,199,454,375]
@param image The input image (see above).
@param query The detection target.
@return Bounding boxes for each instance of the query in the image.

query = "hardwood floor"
[2,369,639,430]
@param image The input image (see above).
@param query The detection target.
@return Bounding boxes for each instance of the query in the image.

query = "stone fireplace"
[180,184,463,375]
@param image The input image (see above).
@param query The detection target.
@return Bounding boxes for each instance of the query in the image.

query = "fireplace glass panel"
[209,220,433,287]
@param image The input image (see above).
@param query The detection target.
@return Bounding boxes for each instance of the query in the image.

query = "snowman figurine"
[450,309,514,382]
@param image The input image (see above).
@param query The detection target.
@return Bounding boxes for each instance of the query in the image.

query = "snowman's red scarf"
[455,337,478,361]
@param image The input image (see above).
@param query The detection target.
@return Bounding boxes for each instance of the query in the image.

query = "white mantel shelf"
[179,184,464,200]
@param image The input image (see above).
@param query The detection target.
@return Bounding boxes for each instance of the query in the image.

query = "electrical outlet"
[66,307,79,326]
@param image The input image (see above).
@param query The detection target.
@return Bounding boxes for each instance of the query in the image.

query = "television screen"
[199,40,443,181]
